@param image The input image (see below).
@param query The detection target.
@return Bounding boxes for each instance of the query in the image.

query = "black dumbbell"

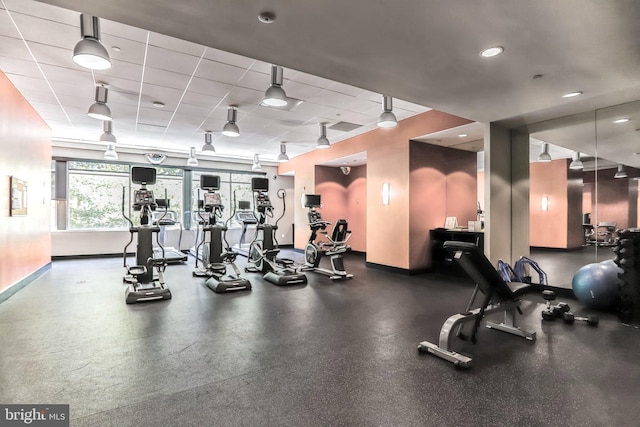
[542,290,557,320]
[562,312,599,327]
[542,290,571,320]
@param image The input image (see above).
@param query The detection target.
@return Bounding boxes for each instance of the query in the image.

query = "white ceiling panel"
[0,57,41,79]
[194,58,248,86]
[186,76,233,98]
[145,45,201,76]
[0,35,35,61]
[9,12,76,49]
[142,66,192,90]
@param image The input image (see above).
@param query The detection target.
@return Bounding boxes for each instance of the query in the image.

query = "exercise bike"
[245,177,307,286]
[122,167,172,304]
[302,194,354,280]
[192,174,251,293]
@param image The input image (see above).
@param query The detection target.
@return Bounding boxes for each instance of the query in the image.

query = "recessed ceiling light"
[153,101,165,108]
[613,118,630,124]
[634,152,640,156]
[112,46,121,52]
[480,46,504,58]
[562,91,583,98]
[458,133,468,138]
[258,11,276,24]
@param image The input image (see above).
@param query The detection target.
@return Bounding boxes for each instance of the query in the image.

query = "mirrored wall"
[527,100,640,288]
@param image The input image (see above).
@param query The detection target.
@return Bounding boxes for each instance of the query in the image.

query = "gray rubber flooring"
[0,252,638,426]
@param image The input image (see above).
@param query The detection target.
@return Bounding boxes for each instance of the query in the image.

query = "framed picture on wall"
[10,176,27,216]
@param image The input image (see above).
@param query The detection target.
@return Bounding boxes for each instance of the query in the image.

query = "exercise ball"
[571,261,621,310]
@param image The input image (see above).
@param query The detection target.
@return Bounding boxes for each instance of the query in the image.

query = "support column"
[484,123,530,265]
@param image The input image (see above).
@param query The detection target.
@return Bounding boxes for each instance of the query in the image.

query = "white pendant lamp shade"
[73,15,111,70]
[277,143,289,163]
[252,154,262,171]
[222,106,240,137]
[103,144,118,160]
[569,151,583,170]
[263,65,287,107]
[378,95,398,128]
[202,131,215,152]
[99,120,117,143]
[614,164,628,179]
[88,85,112,121]
[317,123,330,149]
[187,147,198,166]
[538,142,552,162]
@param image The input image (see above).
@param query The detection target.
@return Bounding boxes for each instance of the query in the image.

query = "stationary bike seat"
[277,258,294,266]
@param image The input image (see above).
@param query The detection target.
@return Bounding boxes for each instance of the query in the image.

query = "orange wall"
[409,141,477,269]
[0,72,52,294]
[314,165,366,252]
[279,109,472,270]
[530,159,582,249]
[584,168,636,229]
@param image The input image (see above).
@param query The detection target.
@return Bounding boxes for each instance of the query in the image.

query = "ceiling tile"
[145,45,202,76]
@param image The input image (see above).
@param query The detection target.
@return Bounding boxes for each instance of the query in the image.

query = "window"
[67,161,130,229]
[192,171,256,227]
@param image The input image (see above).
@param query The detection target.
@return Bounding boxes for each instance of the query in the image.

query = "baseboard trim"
[0,262,52,304]
[365,262,414,276]
[52,253,133,260]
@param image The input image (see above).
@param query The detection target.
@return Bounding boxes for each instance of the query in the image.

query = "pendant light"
[614,164,628,179]
[263,65,287,107]
[377,95,398,128]
[99,120,116,143]
[72,14,111,70]
[252,154,262,171]
[222,106,240,137]
[277,143,289,163]
[186,147,198,167]
[87,84,112,121]
[202,131,215,152]
[103,144,118,160]
[317,123,330,149]
[569,152,583,170]
[538,142,552,162]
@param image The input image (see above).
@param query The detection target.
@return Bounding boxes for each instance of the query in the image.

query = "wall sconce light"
[382,182,390,205]
[541,196,549,211]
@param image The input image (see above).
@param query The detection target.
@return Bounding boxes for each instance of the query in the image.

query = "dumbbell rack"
[613,229,640,324]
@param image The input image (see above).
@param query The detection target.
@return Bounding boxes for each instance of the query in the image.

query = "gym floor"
[1,252,638,426]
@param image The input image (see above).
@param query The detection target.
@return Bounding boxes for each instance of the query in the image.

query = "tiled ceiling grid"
[0,0,431,163]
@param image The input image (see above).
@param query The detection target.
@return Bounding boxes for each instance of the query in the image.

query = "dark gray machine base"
[125,283,172,304]
[205,276,252,293]
[263,271,307,286]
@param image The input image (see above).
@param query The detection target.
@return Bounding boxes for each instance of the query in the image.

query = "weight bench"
[418,241,536,368]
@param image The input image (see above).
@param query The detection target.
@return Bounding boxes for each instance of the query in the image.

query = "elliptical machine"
[192,175,251,293]
[302,194,354,280]
[122,167,172,304]
[245,177,307,286]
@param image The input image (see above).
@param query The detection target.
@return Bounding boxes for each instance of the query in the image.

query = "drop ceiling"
[0,0,431,163]
[3,0,640,168]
